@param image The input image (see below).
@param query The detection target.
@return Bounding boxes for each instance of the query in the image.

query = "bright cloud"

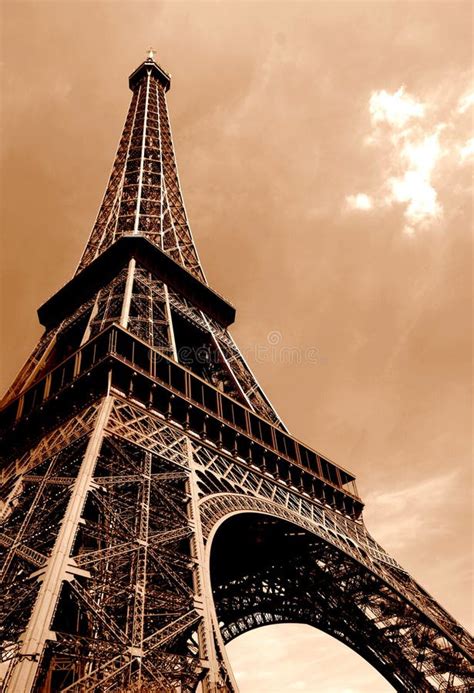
[369,86,425,129]
[403,129,443,172]
[345,81,472,234]
[457,90,474,114]
[459,137,474,163]
[346,193,373,210]
[386,130,442,233]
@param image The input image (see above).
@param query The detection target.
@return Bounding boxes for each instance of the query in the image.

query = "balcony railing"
[0,324,362,517]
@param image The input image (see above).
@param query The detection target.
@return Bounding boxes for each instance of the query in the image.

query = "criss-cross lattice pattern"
[77,59,204,281]
[1,398,472,691]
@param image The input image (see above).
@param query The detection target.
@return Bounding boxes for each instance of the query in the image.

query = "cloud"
[346,193,373,210]
[369,86,425,129]
[385,129,443,234]
[457,90,474,114]
[364,470,459,550]
[459,137,474,163]
[345,81,472,234]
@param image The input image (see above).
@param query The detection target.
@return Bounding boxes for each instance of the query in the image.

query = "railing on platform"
[0,324,362,514]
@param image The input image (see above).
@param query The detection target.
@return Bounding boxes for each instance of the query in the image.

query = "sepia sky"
[1,1,472,691]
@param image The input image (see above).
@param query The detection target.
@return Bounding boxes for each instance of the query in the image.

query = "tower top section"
[129,52,171,92]
[77,52,205,281]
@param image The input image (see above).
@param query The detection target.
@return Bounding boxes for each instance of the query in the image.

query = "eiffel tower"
[0,52,472,693]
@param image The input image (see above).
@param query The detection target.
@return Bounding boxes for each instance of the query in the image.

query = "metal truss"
[0,292,97,410]
[1,395,472,691]
[167,288,286,429]
[1,401,101,491]
[77,58,204,282]
[88,269,129,339]
[201,496,473,690]
[208,512,469,692]
[101,399,472,669]
[87,262,175,357]
[1,396,233,691]
[126,266,175,355]
[3,52,285,427]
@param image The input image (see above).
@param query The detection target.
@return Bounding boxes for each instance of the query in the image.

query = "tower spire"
[78,55,205,282]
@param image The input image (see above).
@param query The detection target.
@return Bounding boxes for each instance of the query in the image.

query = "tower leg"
[186,440,228,692]
[5,397,113,693]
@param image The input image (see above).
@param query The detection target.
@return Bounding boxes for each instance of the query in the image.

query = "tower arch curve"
[201,494,472,692]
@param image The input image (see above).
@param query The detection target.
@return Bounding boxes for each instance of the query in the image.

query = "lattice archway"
[201,495,471,693]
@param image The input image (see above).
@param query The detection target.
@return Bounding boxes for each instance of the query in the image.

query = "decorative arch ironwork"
[201,494,473,693]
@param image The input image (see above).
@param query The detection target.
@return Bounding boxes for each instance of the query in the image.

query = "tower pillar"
[5,397,114,693]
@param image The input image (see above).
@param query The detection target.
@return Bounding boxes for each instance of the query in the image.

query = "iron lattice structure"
[0,55,472,693]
